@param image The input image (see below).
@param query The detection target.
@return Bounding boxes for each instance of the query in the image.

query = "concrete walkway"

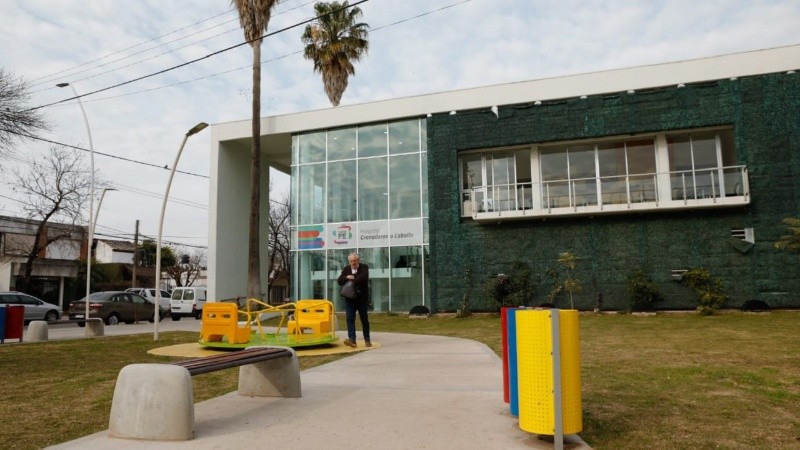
[46,326,591,449]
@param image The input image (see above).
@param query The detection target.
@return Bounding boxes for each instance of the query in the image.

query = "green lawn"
[1,311,799,449]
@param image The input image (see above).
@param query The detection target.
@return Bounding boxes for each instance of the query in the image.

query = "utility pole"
[132,220,139,288]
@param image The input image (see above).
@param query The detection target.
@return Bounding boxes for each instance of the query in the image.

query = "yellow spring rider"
[199,298,338,349]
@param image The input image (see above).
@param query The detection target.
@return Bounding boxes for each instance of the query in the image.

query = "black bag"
[340,280,356,299]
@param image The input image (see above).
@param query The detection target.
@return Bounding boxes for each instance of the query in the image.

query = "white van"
[169,286,207,320]
[125,288,171,316]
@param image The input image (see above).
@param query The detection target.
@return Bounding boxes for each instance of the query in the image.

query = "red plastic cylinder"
[500,306,518,404]
[4,305,25,341]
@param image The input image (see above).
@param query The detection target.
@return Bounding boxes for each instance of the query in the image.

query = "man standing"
[337,252,371,347]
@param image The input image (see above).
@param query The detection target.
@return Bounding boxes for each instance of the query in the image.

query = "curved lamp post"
[57,82,95,329]
[154,122,208,340]
[93,188,117,237]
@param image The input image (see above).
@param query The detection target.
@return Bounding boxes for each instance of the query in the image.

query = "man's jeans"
[344,298,370,342]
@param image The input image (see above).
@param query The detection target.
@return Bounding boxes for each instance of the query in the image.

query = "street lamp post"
[93,188,117,235]
[57,82,95,330]
[154,122,208,340]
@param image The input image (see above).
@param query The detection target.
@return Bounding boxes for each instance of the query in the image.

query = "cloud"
[0,0,798,247]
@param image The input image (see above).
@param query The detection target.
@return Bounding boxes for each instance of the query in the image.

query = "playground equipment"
[199,298,338,349]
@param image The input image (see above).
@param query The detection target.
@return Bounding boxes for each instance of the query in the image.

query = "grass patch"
[2,311,800,449]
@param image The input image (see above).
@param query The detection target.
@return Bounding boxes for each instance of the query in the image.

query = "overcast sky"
[0,0,798,253]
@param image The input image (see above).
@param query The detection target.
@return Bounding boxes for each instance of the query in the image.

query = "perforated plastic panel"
[515,309,582,435]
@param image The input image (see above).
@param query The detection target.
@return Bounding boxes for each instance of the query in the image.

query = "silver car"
[0,291,61,324]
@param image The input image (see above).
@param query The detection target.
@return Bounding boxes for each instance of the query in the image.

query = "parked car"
[68,291,156,326]
[125,288,171,318]
[170,286,207,320]
[0,291,61,324]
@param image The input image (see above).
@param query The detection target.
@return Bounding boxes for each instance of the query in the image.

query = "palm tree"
[302,1,369,107]
[231,0,279,298]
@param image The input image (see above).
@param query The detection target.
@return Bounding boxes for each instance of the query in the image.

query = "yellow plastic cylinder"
[515,309,582,435]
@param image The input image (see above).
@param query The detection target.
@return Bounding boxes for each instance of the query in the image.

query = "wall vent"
[671,269,688,281]
[731,227,754,243]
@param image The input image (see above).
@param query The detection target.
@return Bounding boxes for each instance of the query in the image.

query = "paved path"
[43,322,591,449]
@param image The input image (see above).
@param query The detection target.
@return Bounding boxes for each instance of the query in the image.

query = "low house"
[0,215,86,309]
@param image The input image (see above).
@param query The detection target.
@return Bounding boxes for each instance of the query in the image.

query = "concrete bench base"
[85,319,104,336]
[108,346,301,441]
[26,321,49,342]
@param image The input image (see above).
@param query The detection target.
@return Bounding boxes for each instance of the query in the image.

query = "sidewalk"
[47,328,591,449]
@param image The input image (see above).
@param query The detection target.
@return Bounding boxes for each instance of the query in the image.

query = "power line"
[28,9,238,90]
[27,0,370,112]
[29,0,318,90]
[61,0,475,107]
[8,130,210,178]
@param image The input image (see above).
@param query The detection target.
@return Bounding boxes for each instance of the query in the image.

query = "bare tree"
[8,146,91,292]
[0,68,48,157]
[163,247,206,288]
[267,189,291,300]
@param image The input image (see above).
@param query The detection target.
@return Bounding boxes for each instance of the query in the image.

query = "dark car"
[0,291,61,324]
[68,291,156,326]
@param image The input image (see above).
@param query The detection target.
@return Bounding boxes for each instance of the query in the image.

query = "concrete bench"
[108,346,300,441]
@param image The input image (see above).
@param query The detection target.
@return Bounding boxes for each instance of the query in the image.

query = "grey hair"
[348,252,360,261]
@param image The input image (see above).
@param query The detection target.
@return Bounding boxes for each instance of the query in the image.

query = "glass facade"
[291,118,429,312]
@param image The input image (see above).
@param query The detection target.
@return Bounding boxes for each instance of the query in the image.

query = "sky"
[0,0,798,255]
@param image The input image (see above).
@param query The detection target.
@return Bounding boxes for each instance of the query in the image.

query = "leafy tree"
[302,1,370,106]
[775,217,800,253]
[230,0,280,298]
[138,239,176,268]
[0,68,48,156]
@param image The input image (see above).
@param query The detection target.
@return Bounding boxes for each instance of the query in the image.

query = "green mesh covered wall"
[427,72,800,312]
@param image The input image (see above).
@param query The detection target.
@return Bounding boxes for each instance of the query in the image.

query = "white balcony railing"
[464,165,749,221]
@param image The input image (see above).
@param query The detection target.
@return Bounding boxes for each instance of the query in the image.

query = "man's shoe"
[365,340,372,347]
[343,339,357,348]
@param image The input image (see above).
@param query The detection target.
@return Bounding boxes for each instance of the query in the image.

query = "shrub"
[409,305,430,316]
[626,271,663,312]
[483,261,537,310]
[681,268,728,314]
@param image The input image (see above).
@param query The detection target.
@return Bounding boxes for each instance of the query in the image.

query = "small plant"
[774,217,800,253]
[457,268,473,317]
[626,271,663,312]
[558,252,583,309]
[681,268,728,315]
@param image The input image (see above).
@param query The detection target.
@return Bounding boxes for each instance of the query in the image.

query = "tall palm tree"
[231,0,279,298]
[302,1,369,107]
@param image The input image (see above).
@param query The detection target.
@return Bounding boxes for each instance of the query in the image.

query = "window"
[291,118,429,311]
[328,128,357,161]
[460,127,746,220]
[667,129,737,200]
[358,157,388,221]
[390,154,421,219]
[327,160,357,223]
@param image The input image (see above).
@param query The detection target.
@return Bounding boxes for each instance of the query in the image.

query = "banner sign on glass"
[357,221,389,247]
[297,225,325,250]
[389,218,423,246]
[327,223,356,249]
